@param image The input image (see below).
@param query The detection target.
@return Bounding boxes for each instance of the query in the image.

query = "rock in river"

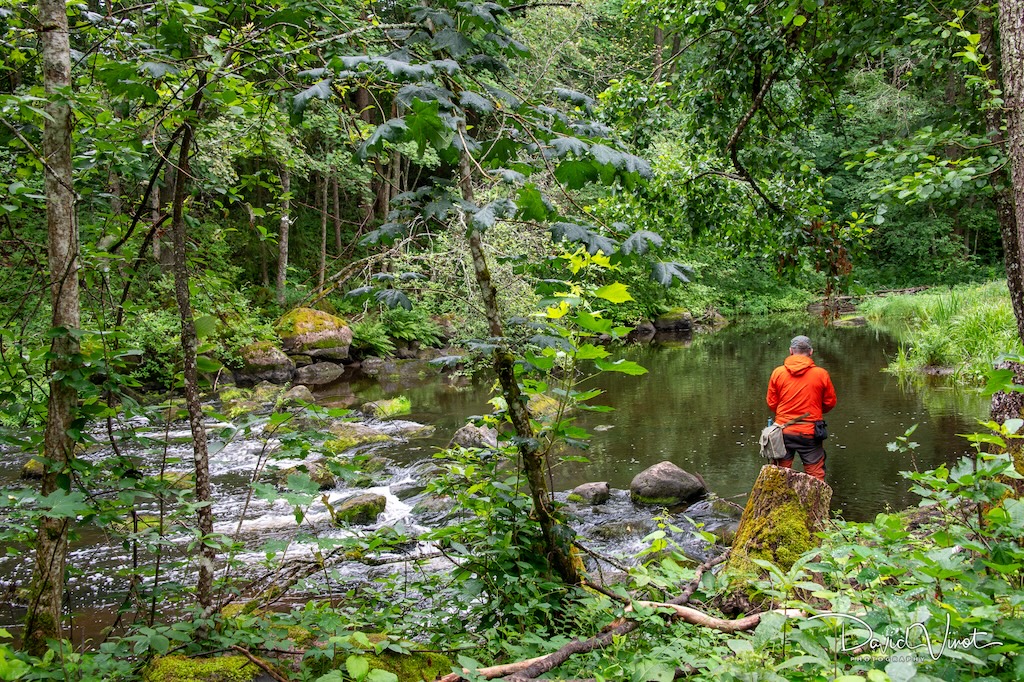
[276,307,353,361]
[332,493,386,525]
[569,482,611,505]
[630,461,706,507]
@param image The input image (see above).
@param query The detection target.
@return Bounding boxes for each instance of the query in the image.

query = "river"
[334,314,990,522]
[0,314,991,637]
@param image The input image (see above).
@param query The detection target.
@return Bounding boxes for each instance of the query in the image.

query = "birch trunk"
[25,0,77,655]
[169,111,217,611]
[275,169,291,305]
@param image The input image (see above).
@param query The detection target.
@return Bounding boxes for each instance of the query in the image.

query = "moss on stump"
[724,465,832,581]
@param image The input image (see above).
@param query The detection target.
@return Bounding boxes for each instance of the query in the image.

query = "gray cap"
[790,335,813,352]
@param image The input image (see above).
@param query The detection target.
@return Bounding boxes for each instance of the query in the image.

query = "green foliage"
[860,282,1020,382]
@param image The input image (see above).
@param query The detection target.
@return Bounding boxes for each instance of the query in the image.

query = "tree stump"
[724,465,832,580]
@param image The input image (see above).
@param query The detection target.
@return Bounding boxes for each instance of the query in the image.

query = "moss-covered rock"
[234,340,295,386]
[360,396,412,419]
[653,307,693,332]
[143,655,270,682]
[276,307,353,361]
[218,387,263,419]
[332,493,386,525]
[323,422,392,454]
[20,458,44,480]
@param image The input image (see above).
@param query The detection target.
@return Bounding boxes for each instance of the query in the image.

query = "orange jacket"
[766,354,837,436]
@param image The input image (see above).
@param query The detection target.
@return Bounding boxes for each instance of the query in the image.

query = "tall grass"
[858,281,1022,383]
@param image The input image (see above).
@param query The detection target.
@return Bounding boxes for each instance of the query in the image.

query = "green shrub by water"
[858,281,1021,382]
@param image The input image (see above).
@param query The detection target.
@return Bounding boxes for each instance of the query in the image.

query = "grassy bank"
[857,281,1022,383]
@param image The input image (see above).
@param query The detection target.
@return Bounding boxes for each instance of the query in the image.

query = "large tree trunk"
[169,87,216,612]
[275,169,291,305]
[724,465,832,582]
[25,0,78,655]
[457,124,580,586]
[1000,0,1024,343]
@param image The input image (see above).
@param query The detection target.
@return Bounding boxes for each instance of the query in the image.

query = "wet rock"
[410,495,456,523]
[449,423,498,449]
[360,357,396,377]
[276,307,353,362]
[569,482,611,505]
[333,493,386,525]
[278,385,315,409]
[630,461,707,507]
[589,518,654,541]
[323,422,392,454]
[253,381,285,403]
[294,361,344,386]
[234,341,295,386]
[277,458,337,490]
[653,308,693,333]
[627,320,657,343]
[698,310,729,330]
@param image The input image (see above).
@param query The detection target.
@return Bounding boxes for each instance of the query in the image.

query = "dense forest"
[2,0,1024,679]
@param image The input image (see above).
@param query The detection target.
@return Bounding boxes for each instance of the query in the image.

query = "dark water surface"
[339,315,990,522]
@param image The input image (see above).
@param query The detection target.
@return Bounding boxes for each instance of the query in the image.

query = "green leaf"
[367,671,399,682]
[792,14,807,27]
[594,283,634,304]
[346,655,370,681]
[574,344,610,360]
[594,359,647,375]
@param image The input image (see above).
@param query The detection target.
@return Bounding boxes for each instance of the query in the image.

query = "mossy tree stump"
[725,465,832,580]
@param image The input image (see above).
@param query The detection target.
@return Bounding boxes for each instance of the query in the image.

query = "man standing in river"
[766,335,837,481]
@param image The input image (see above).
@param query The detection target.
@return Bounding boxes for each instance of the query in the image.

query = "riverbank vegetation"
[859,281,1023,383]
[4,0,1024,679]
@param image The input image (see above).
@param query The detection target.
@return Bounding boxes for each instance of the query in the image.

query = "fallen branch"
[435,551,736,682]
[630,602,804,634]
[229,645,289,682]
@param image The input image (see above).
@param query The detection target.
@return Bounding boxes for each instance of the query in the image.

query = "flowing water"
[0,314,991,636]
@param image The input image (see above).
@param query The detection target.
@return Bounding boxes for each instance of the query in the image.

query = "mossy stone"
[323,422,392,454]
[276,307,353,360]
[361,396,412,419]
[20,458,44,480]
[333,493,386,525]
[143,655,268,682]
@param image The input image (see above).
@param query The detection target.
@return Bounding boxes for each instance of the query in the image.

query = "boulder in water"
[630,461,706,507]
[233,341,295,386]
[449,423,498,449]
[294,361,344,386]
[276,307,353,362]
[332,493,386,525]
[653,308,693,333]
[322,422,392,454]
[278,384,315,409]
[569,482,611,505]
